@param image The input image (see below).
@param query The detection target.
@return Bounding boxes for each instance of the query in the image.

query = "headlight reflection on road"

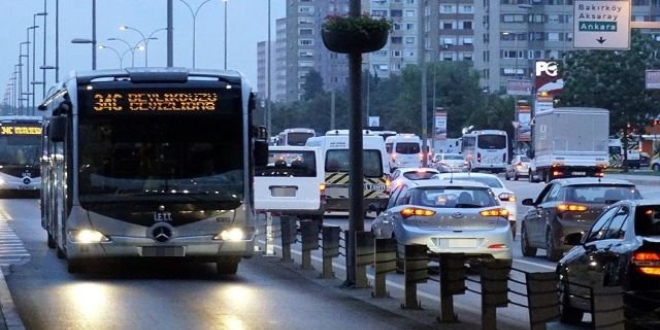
[207,285,256,329]
[65,282,110,319]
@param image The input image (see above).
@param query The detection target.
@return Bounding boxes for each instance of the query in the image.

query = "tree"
[559,30,660,135]
[301,70,324,101]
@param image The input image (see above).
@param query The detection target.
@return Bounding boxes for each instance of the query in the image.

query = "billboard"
[433,108,447,140]
[506,79,533,96]
[534,60,564,114]
[516,102,531,142]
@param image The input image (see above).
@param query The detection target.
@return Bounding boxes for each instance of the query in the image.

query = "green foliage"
[322,13,391,35]
[302,70,324,101]
[559,30,660,134]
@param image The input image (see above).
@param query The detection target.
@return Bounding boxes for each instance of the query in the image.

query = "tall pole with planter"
[321,2,390,288]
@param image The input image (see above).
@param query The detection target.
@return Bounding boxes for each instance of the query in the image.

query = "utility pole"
[419,0,428,166]
[167,0,174,67]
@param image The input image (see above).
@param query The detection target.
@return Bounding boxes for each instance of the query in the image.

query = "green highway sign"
[573,0,630,50]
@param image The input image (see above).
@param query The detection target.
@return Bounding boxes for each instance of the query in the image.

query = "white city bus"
[0,115,43,195]
[38,68,268,275]
[461,129,509,173]
[276,128,316,146]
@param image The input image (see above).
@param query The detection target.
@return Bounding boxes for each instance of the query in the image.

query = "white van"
[305,134,390,213]
[254,146,325,222]
[385,134,423,171]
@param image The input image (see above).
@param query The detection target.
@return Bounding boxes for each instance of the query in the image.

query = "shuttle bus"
[276,128,316,146]
[461,129,509,173]
[0,115,43,195]
[38,68,268,275]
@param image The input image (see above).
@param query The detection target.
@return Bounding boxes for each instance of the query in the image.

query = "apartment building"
[260,0,660,102]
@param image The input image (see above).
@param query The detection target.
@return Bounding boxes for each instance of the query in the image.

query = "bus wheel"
[56,245,66,259]
[47,233,56,249]
[216,257,240,276]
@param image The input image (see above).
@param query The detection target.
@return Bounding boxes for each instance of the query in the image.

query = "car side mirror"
[563,232,584,246]
[521,198,535,206]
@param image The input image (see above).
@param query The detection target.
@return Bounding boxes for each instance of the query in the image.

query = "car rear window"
[403,171,437,180]
[413,187,497,208]
[395,142,421,154]
[257,150,317,177]
[563,185,642,203]
[443,154,463,160]
[326,149,383,177]
[439,175,503,188]
[635,206,660,237]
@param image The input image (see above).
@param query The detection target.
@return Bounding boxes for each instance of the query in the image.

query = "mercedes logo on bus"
[151,225,173,243]
[22,177,31,185]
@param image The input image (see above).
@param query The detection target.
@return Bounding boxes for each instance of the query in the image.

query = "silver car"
[432,153,468,173]
[504,155,530,181]
[371,180,513,263]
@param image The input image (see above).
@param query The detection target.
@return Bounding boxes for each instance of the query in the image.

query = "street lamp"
[98,45,128,69]
[39,65,56,96]
[27,25,39,111]
[71,38,97,69]
[176,0,213,68]
[107,37,147,67]
[120,26,165,67]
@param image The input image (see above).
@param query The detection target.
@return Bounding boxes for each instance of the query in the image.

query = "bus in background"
[38,68,268,275]
[0,115,43,195]
[367,130,398,141]
[276,128,316,146]
[461,129,509,173]
[385,134,423,171]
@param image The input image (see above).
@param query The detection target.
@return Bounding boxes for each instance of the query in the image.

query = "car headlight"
[215,228,246,241]
[69,229,110,243]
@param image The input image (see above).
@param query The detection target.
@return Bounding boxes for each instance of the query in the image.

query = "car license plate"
[448,239,477,248]
[572,172,586,176]
[270,186,297,197]
[141,246,185,257]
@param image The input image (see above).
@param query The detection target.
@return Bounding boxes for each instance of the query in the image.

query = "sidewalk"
[0,268,24,330]
[605,172,660,186]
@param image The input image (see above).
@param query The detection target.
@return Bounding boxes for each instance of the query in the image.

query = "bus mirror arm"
[49,116,67,143]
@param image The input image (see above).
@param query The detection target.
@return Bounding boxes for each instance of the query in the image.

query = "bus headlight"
[215,228,246,241]
[69,229,110,243]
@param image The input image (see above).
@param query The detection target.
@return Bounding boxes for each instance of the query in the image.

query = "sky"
[0,0,285,103]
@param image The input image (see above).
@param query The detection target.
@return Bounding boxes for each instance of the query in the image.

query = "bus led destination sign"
[93,92,219,112]
[0,126,42,135]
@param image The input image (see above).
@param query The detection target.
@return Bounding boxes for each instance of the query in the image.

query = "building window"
[405,9,415,17]
[406,23,415,30]
[548,32,560,41]
[391,9,403,18]
[482,69,489,79]
[299,39,314,46]
[393,23,401,30]
[441,5,454,13]
[463,37,473,45]
[529,14,546,23]
[298,17,313,25]
[502,14,525,23]
[443,22,453,29]
[463,53,473,61]
[391,36,403,44]
[405,36,415,44]
[463,21,473,29]
[392,50,402,57]
[298,6,314,14]
[548,14,560,24]
[371,10,388,17]
[299,28,313,36]
[461,5,473,13]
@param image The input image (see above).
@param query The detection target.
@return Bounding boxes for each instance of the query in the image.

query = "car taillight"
[480,208,509,218]
[633,252,660,276]
[385,178,391,192]
[556,203,588,212]
[498,192,516,202]
[400,208,436,219]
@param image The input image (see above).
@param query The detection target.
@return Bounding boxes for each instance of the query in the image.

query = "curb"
[0,268,25,330]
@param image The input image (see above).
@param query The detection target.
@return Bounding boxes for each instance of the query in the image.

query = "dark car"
[520,177,642,261]
[556,199,660,327]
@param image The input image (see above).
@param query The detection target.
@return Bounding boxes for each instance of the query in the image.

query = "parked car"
[520,177,642,261]
[431,153,468,173]
[389,167,439,190]
[371,180,513,270]
[431,172,518,239]
[557,199,660,327]
[504,155,530,181]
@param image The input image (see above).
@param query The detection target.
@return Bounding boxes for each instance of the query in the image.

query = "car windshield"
[563,185,642,203]
[635,205,660,237]
[437,175,503,188]
[413,186,497,208]
[403,171,437,180]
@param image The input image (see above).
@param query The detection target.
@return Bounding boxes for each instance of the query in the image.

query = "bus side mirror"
[49,116,67,143]
[254,140,268,167]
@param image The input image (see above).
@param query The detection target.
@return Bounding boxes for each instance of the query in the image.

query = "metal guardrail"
[257,214,660,329]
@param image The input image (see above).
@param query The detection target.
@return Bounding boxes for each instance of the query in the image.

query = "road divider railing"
[558,278,624,330]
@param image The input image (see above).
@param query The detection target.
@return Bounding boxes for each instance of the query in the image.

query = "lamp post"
[107,37,148,67]
[176,0,213,68]
[27,26,39,111]
[15,63,24,108]
[71,38,97,69]
[40,0,48,95]
[98,44,128,69]
[120,26,165,67]
[34,12,46,103]
[224,0,229,70]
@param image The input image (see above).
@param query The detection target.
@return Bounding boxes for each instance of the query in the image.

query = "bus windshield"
[287,132,314,146]
[77,88,245,206]
[0,135,41,166]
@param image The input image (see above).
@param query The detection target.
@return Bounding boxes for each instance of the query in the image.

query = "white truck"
[528,107,609,183]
